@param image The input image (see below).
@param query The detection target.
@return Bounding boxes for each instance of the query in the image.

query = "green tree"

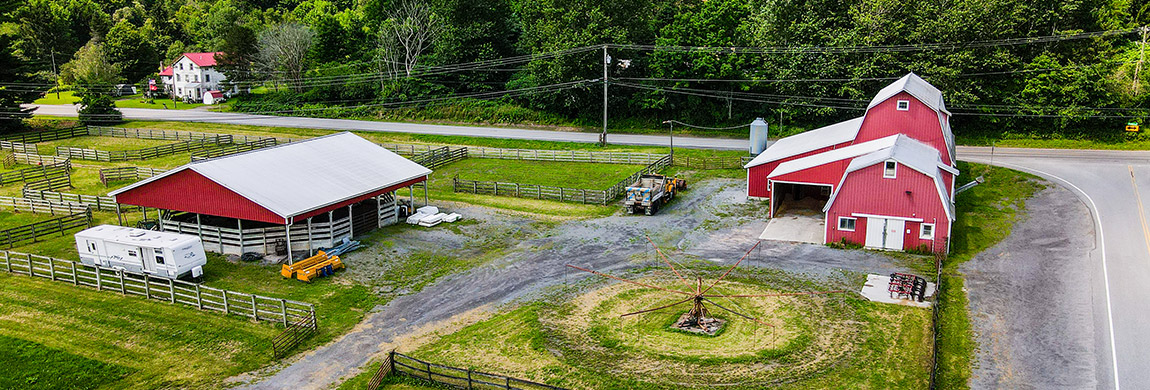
[0,34,44,133]
[105,20,159,83]
[61,42,124,124]
[216,24,260,91]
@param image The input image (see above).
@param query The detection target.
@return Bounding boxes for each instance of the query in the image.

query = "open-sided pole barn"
[109,132,432,262]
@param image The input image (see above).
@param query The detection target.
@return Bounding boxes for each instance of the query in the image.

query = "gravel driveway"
[963,185,1097,389]
[235,179,913,390]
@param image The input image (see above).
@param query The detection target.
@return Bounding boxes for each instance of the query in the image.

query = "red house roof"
[179,52,222,67]
[207,90,224,98]
[158,67,173,76]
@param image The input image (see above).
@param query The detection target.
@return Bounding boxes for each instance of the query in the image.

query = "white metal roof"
[110,132,432,220]
[768,134,901,179]
[743,117,863,168]
[76,225,201,248]
[868,73,948,113]
[822,136,957,220]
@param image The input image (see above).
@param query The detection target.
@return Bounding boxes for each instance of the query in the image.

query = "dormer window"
[896,100,910,111]
[883,160,897,178]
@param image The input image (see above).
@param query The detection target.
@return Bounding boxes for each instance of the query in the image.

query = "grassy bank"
[933,162,1044,389]
[0,335,133,390]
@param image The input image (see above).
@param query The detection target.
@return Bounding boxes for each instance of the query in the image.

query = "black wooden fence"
[99,166,167,186]
[272,310,318,359]
[0,162,70,186]
[190,137,279,161]
[379,351,569,390]
[410,146,468,170]
[452,154,673,205]
[1,209,91,248]
[0,126,88,143]
[55,135,233,162]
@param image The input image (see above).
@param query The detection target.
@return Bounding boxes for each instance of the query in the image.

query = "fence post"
[280,299,288,326]
[2,251,8,273]
[467,369,473,390]
[71,261,77,284]
[169,278,176,303]
[251,295,259,321]
[118,270,125,295]
[222,290,230,314]
[95,266,102,290]
[143,273,151,299]
[195,284,203,310]
[426,362,432,381]
[47,258,55,281]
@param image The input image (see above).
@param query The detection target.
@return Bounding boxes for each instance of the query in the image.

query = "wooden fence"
[88,126,300,145]
[0,162,70,186]
[468,147,665,165]
[272,310,318,359]
[1,209,91,248]
[23,171,72,192]
[2,152,12,168]
[387,351,568,390]
[0,126,88,143]
[161,216,353,256]
[190,138,279,161]
[14,153,69,166]
[0,140,37,154]
[0,196,88,214]
[410,146,468,170]
[673,155,755,170]
[99,166,167,186]
[55,135,233,162]
[0,250,317,326]
[452,154,673,205]
[22,188,133,212]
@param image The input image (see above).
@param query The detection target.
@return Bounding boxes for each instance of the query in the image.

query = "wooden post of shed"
[237,219,244,254]
[348,205,354,238]
[196,213,203,240]
[285,223,294,265]
[306,217,313,255]
[423,183,428,206]
[376,196,383,229]
[328,211,335,246]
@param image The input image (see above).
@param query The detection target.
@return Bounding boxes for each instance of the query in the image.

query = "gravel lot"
[238,179,916,390]
[963,185,1097,389]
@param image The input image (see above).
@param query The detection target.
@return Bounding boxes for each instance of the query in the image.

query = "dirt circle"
[541,277,863,387]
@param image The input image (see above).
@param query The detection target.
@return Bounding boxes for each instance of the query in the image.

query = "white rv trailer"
[75,225,206,279]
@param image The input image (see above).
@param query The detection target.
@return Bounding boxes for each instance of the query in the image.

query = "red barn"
[744,73,957,253]
[109,132,432,259]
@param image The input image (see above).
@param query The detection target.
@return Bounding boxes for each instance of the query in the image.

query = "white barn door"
[864,217,905,250]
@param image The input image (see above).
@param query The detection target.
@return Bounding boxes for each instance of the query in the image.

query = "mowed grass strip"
[0,211,53,227]
[0,273,281,389]
[34,136,175,154]
[439,159,644,189]
[0,335,133,390]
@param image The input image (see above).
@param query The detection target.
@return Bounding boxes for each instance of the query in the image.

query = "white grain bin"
[75,225,206,279]
[749,118,769,155]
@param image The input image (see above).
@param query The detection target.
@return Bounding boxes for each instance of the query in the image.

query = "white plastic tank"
[749,118,769,155]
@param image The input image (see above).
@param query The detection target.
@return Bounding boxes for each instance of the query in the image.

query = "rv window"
[127,250,138,257]
[155,255,165,265]
[88,243,96,251]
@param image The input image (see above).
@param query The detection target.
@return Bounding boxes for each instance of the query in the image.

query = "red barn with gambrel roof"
[744,73,958,253]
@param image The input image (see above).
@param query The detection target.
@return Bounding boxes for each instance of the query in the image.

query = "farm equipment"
[624,174,687,215]
[280,250,344,282]
[888,273,927,302]
[1127,122,1141,132]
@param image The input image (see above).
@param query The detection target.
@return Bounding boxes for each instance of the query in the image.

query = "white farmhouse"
[167,52,238,101]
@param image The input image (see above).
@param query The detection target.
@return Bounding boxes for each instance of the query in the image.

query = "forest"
[0,0,1147,139]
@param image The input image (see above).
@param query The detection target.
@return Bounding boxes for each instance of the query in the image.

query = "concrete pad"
[859,274,936,309]
[758,214,824,244]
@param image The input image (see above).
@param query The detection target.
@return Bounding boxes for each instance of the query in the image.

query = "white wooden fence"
[0,250,315,326]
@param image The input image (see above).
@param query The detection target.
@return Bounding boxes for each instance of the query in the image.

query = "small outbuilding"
[109,132,432,260]
[203,90,225,105]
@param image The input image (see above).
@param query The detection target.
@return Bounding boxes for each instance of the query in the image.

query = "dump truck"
[625,174,687,215]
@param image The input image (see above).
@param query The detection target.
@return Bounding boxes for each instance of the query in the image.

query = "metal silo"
[749,118,769,155]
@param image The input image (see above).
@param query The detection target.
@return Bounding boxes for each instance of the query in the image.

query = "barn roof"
[110,132,431,222]
[743,117,863,169]
[869,73,948,114]
[822,136,957,220]
[768,134,901,179]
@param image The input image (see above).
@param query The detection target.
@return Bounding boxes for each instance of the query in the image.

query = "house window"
[205,74,210,82]
[897,100,910,111]
[920,224,935,239]
[838,217,856,231]
[884,161,897,178]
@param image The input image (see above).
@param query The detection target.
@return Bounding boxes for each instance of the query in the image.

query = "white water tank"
[749,118,769,155]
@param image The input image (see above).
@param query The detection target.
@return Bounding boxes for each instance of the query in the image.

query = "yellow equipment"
[280,250,345,282]
[1127,122,1141,132]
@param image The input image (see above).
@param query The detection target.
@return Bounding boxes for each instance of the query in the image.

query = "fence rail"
[272,311,318,359]
[410,146,467,170]
[99,166,167,186]
[88,126,301,145]
[0,250,316,325]
[390,351,568,390]
[0,140,37,154]
[13,153,69,166]
[191,138,279,161]
[0,162,69,186]
[1,209,91,248]
[22,188,133,212]
[0,195,88,215]
[452,154,673,205]
[673,155,754,170]
[23,172,72,192]
[56,135,233,162]
[0,126,88,143]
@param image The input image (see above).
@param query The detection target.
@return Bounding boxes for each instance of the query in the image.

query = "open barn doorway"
[771,182,831,217]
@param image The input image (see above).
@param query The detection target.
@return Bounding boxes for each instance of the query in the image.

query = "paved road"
[961,147,1150,389]
[32,103,1150,388]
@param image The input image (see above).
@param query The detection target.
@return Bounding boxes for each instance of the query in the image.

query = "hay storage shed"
[109,132,432,260]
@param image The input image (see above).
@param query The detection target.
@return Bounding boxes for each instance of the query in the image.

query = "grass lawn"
[0,335,133,390]
[932,162,1044,389]
[34,136,174,154]
[115,97,205,110]
[0,273,282,389]
[343,269,930,390]
[33,91,80,105]
[443,159,643,189]
[0,211,52,227]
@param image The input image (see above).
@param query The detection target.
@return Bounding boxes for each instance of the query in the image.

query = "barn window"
[897,100,910,111]
[884,161,897,178]
[920,224,935,239]
[838,217,856,231]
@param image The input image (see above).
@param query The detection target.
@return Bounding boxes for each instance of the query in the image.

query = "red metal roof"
[207,90,224,98]
[180,52,222,67]
[158,67,173,76]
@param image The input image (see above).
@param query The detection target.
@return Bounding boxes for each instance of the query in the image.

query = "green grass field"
[0,273,281,389]
[0,211,51,226]
[0,335,133,390]
[33,91,81,105]
[34,136,174,154]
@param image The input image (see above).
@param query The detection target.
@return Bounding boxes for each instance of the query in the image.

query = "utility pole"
[601,45,609,147]
[1135,26,1148,95]
[51,48,59,99]
[663,120,674,159]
